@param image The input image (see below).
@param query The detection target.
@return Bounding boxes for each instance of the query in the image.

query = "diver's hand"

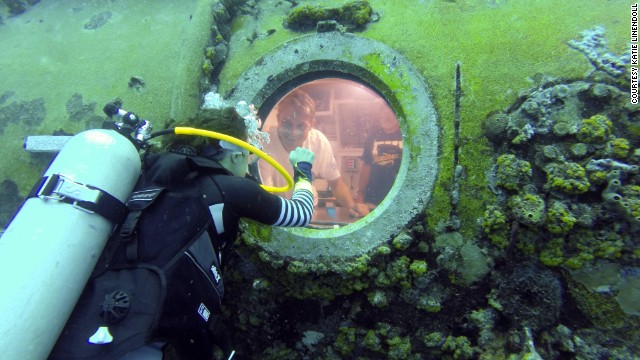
[289,147,315,167]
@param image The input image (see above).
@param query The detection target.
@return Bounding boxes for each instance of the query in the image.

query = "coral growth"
[545,201,577,235]
[478,70,640,356]
[508,193,546,226]
[480,205,509,248]
[441,335,476,360]
[577,114,613,144]
[285,1,374,32]
[483,79,640,273]
[606,137,631,159]
[568,26,630,78]
[495,154,532,191]
[544,161,590,195]
[434,232,491,285]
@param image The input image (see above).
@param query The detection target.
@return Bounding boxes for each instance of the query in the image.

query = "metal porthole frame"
[227,32,439,271]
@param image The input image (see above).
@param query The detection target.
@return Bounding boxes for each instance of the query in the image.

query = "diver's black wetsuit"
[140,152,314,268]
[136,152,314,359]
[49,152,314,360]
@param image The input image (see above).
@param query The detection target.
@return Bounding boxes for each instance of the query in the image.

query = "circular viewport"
[228,32,437,266]
[255,78,403,228]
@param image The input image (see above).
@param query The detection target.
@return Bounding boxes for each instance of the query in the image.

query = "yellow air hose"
[173,127,293,193]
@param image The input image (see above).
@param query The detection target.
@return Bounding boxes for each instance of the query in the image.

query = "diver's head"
[276,89,315,151]
[163,107,253,177]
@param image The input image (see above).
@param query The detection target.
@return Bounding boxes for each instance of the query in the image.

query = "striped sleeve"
[272,184,314,227]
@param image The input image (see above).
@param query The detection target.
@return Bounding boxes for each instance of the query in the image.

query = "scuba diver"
[48,106,315,360]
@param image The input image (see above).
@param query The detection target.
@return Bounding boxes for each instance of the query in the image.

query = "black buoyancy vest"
[49,153,232,360]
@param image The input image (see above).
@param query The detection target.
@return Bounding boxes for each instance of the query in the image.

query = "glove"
[294,162,313,183]
[289,147,315,183]
[289,147,315,167]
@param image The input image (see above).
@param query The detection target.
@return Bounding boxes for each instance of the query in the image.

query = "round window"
[256,78,403,228]
[228,32,438,268]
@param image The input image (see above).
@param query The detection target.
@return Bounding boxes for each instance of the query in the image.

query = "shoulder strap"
[91,186,166,276]
[121,186,166,236]
[97,158,227,272]
[123,186,167,262]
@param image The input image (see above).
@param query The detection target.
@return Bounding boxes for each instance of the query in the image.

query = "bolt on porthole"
[254,78,403,228]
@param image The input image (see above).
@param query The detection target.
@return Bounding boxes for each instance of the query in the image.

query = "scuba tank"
[0,101,148,360]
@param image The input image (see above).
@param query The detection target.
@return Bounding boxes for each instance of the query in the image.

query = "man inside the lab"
[258,89,366,218]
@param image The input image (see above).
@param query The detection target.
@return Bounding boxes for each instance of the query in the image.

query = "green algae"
[495,154,532,192]
[545,201,577,235]
[218,0,627,240]
[0,0,215,197]
[216,6,635,353]
[577,114,614,144]
[480,205,509,248]
[285,1,373,31]
[544,161,590,195]
[409,260,427,277]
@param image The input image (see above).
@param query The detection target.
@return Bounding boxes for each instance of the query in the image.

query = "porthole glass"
[256,78,403,228]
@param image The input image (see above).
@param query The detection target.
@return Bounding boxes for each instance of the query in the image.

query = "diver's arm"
[220,176,314,227]
[272,178,314,226]
[270,150,315,226]
[223,148,315,226]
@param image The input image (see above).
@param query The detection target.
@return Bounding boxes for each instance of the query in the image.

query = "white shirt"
[258,128,340,199]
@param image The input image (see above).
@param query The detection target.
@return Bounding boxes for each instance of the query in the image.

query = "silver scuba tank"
[0,128,141,360]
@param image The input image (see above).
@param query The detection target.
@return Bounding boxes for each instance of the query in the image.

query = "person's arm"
[329,177,353,209]
[273,182,314,226]
[329,177,369,217]
[224,148,315,227]
[356,162,371,203]
[221,175,313,227]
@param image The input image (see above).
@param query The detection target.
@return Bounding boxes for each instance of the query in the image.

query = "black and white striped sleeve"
[218,176,315,227]
[272,186,314,227]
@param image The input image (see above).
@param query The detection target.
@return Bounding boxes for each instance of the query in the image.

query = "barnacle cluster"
[495,154,532,191]
[483,80,639,272]
[544,161,590,195]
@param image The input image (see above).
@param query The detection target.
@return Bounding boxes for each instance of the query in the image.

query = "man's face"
[276,103,312,150]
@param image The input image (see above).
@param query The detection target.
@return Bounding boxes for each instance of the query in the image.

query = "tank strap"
[27,174,128,224]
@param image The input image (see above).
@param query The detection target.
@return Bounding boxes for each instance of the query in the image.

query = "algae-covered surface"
[0,0,213,212]
[218,0,629,237]
[216,1,639,358]
[1,0,639,358]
